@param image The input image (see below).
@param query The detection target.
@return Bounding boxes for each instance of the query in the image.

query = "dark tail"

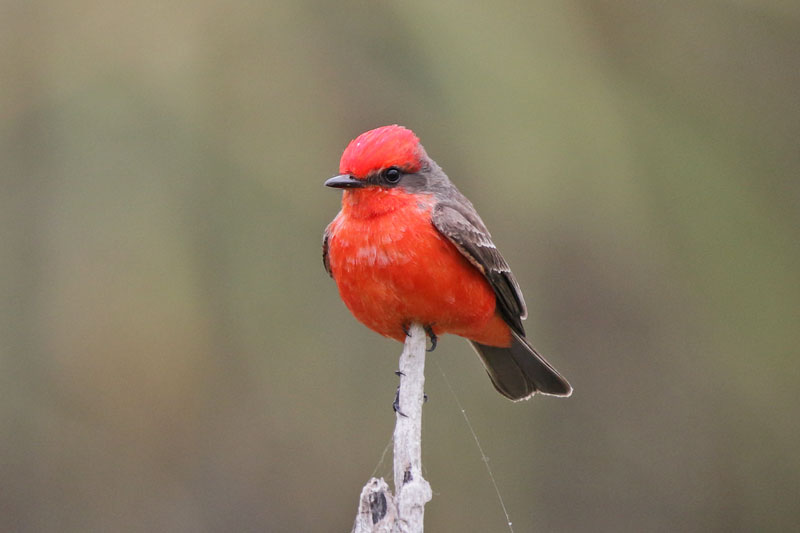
[470,331,572,401]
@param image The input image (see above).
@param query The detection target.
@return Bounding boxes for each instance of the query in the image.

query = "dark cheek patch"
[399,173,428,194]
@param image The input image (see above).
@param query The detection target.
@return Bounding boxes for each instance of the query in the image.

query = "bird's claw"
[424,324,437,352]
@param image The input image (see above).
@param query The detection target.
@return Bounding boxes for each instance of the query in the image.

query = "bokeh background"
[3,1,799,531]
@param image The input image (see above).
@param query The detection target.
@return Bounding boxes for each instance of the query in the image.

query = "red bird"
[323,125,571,400]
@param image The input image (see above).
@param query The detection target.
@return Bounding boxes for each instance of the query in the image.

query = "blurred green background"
[2,1,799,531]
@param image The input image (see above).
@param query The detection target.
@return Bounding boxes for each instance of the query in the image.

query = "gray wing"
[322,227,333,278]
[432,202,527,335]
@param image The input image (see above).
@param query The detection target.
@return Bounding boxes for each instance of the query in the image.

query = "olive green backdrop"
[2,1,798,531]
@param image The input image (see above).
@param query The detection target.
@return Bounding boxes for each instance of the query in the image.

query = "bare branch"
[352,324,432,533]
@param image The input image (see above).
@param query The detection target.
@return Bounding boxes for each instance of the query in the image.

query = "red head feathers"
[339,125,422,178]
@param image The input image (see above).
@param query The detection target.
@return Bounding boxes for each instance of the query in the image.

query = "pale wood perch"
[352,323,433,533]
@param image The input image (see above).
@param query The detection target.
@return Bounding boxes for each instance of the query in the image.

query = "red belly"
[327,201,510,347]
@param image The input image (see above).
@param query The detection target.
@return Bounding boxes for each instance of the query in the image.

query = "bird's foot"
[424,324,437,352]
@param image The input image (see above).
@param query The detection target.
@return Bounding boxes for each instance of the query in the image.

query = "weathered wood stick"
[352,324,432,533]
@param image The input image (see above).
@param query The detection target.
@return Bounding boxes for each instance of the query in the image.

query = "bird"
[322,125,571,400]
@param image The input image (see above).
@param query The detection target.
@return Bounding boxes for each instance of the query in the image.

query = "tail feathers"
[470,331,572,401]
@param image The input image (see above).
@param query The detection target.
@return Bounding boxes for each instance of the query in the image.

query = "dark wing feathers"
[322,227,333,278]
[432,202,527,335]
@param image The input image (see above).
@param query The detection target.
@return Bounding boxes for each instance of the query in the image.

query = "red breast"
[326,186,511,347]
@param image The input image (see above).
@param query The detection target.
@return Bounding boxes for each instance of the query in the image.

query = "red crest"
[339,125,422,178]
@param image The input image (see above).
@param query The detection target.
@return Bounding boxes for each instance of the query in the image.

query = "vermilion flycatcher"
[323,125,571,400]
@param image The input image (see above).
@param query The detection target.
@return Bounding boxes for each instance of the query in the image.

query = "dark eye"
[384,167,402,184]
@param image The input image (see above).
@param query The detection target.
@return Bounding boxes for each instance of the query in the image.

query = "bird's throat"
[342,188,430,219]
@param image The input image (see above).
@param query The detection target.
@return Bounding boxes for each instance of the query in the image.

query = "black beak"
[324,174,366,189]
